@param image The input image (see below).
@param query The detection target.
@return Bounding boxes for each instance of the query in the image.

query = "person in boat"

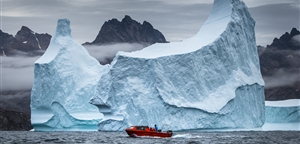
[154,124,158,132]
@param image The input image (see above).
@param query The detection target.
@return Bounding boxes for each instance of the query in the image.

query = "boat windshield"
[136,126,148,130]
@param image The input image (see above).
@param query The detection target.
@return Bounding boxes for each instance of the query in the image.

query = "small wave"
[172,133,202,139]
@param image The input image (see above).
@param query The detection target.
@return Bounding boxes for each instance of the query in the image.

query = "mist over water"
[83,43,147,64]
[263,68,300,89]
[2,41,299,91]
[1,56,39,91]
[262,48,300,89]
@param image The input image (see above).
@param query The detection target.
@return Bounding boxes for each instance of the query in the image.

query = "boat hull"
[126,129,172,138]
[125,126,172,138]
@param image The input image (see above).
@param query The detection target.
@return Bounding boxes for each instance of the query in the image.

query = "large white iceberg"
[90,0,265,131]
[31,0,265,131]
[31,19,108,131]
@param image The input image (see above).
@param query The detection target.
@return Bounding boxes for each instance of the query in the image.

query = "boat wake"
[172,133,202,139]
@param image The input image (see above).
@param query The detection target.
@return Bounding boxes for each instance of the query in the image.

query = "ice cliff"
[265,99,300,123]
[90,0,265,131]
[31,19,108,131]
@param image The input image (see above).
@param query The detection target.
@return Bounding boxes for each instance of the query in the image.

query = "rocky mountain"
[84,15,167,45]
[0,26,51,56]
[268,28,300,50]
[0,90,32,131]
[259,28,300,100]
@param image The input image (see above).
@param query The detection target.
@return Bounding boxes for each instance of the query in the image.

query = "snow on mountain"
[31,19,108,131]
[90,0,265,131]
[265,99,300,123]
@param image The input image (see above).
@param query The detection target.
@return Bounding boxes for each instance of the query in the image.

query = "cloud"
[1,0,212,44]
[249,3,300,46]
[263,68,300,89]
[291,35,300,46]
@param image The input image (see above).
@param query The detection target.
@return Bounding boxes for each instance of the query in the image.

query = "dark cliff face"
[0,30,22,56]
[0,90,33,131]
[0,26,51,56]
[259,28,300,100]
[15,26,51,50]
[86,15,167,45]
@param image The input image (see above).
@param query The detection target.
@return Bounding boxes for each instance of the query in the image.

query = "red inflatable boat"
[125,126,172,138]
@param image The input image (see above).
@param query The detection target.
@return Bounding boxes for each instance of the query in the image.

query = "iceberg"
[31,0,265,131]
[31,19,108,131]
[262,99,300,131]
[265,99,300,123]
[90,0,265,131]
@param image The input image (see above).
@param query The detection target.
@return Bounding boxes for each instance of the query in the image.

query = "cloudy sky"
[1,0,299,46]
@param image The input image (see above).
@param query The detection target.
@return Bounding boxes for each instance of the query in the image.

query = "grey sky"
[1,0,299,46]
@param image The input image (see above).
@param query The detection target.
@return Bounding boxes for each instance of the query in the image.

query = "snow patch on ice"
[120,0,232,59]
[262,122,300,131]
[265,99,300,107]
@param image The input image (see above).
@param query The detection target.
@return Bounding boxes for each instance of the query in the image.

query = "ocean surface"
[1,131,299,144]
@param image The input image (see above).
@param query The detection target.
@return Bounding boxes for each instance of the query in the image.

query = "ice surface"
[265,99,300,123]
[91,0,265,131]
[31,19,108,131]
[262,123,300,131]
[265,99,300,107]
[120,0,232,59]
[263,99,299,130]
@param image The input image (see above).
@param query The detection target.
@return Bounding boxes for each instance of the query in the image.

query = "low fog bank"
[1,56,39,91]
[1,43,148,91]
[2,42,298,93]
[83,43,148,65]
[263,68,300,89]
[291,35,300,46]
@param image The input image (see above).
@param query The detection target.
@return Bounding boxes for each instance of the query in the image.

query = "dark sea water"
[0,131,299,144]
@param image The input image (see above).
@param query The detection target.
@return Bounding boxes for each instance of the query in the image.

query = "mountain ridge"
[0,26,51,56]
[259,28,300,101]
[84,15,167,45]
